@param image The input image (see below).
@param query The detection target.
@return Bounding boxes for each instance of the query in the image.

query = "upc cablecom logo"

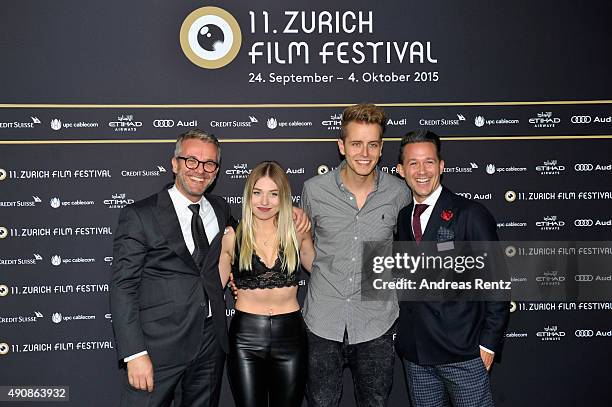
[180,6,242,69]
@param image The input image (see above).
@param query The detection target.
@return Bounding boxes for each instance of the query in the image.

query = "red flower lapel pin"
[441,210,454,222]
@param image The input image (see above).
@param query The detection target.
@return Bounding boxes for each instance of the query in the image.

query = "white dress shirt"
[168,185,219,249]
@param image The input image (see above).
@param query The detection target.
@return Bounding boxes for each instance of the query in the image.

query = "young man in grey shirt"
[301,104,411,407]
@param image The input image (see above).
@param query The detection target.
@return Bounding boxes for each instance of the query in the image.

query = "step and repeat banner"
[1,1,612,406]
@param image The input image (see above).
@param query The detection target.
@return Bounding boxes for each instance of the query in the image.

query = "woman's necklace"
[261,233,277,247]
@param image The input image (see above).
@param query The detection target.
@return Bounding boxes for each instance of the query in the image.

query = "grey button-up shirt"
[301,161,411,344]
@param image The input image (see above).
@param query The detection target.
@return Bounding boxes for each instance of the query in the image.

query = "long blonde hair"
[236,161,299,273]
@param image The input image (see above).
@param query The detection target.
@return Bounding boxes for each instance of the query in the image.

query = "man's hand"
[291,207,311,235]
[228,272,238,300]
[127,354,154,392]
[480,348,494,371]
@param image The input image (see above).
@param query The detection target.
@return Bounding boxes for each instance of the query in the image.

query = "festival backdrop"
[1,1,611,406]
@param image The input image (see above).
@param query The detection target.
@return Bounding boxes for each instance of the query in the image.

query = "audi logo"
[574,330,594,337]
[153,119,175,128]
[575,274,594,282]
[571,115,592,124]
[574,163,594,171]
[574,219,594,227]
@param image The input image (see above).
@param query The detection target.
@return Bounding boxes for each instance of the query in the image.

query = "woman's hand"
[291,207,311,235]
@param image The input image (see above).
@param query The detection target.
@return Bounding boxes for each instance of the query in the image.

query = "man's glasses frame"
[177,156,219,173]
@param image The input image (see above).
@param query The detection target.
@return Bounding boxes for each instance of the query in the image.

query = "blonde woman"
[219,161,314,407]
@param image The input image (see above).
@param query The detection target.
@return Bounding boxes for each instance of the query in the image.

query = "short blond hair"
[340,103,386,140]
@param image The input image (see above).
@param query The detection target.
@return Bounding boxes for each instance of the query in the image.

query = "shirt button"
[354,236,357,240]
[347,298,351,302]
[349,278,353,282]
[200,302,206,307]
[351,258,355,261]
[356,215,359,220]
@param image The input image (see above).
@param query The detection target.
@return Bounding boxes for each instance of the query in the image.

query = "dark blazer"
[110,188,230,367]
[395,187,509,365]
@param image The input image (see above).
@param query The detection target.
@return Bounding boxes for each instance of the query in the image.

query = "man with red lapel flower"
[395,130,509,407]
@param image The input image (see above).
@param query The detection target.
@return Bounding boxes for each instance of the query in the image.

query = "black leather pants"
[227,310,306,407]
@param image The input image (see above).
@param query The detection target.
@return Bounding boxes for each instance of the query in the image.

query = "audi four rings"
[153,120,175,128]
[571,115,592,123]
[574,163,594,171]
[574,219,594,226]
[574,275,594,282]
[574,330,594,337]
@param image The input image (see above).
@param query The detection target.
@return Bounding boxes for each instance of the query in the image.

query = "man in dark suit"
[110,129,231,407]
[395,130,509,407]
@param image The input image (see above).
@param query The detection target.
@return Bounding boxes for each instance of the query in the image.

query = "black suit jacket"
[110,188,230,367]
[395,187,509,365]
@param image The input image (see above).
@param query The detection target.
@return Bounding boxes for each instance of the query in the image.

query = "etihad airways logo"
[535,215,565,231]
[536,325,565,341]
[109,115,142,132]
[104,193,135,209]
[225,163,252,179]
[529,111,560,128]
[535,160,565,175]
[322,113,342,131]
[536,270,565,286]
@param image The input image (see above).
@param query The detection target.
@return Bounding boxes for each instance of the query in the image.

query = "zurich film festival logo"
[180,7,242,69]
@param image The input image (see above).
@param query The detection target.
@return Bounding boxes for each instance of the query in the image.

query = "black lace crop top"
[232,249,299,290]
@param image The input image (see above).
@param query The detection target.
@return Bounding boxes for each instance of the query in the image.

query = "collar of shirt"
[334,160,381,193]
[411,184,443,234]
[168,185,218,253]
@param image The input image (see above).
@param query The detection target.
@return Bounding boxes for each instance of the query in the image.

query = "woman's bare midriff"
[235,286,300,315]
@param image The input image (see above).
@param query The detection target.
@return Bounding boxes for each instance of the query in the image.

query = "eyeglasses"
[177,156,219,173]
